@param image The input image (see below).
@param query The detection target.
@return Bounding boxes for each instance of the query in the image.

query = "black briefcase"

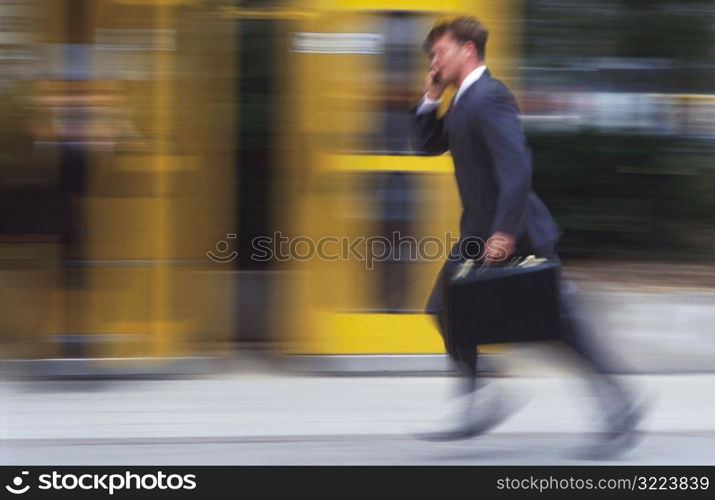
[445,258,560,345]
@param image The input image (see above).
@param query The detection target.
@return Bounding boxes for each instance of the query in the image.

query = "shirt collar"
[454,65,487,104]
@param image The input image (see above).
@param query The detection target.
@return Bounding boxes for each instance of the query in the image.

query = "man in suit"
[413,17,643,456]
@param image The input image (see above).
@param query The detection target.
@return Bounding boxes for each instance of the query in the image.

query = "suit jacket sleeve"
[411,103,449,155]
[477,85,531,238]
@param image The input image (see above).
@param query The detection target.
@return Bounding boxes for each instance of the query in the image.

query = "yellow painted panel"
[219,7,317,20]
[290,312,502,354]
[99,319,192,359]
[114,0,198,5]
[327,0,469,12]
[321,153,453,173]
[331,313,443,353]
[115,154,197,172]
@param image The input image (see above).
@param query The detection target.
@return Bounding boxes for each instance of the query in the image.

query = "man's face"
[428,32,466,86]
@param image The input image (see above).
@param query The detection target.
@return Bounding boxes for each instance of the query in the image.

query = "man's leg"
[416,259,507,441]
[537,249,633,405]
[426,256,479,393]
[557,276,632,400]
[433,309,479,394]
[532,248,626,373]
[535,248,644,456]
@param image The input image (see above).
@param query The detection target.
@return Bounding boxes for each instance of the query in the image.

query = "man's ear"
[464,41,478,60]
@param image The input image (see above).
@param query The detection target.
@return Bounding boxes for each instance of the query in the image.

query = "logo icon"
[207,233,238,263]
[5,471,30,495]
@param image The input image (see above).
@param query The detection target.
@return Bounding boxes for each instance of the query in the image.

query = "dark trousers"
[429,247,632,405]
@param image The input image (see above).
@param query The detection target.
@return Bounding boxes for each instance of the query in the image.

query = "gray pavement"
[580,288,715,373]
[1,371,714,465]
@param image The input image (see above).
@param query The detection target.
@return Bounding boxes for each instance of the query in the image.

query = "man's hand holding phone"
[423,69,447,100]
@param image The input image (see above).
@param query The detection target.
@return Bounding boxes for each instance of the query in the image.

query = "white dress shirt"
[416,65,487,114]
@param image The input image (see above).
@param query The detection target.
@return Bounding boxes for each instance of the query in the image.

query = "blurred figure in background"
[29,80,142,355]
[412,16,644,457]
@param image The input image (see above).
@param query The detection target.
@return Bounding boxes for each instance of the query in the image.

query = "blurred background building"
[0,0,713,376]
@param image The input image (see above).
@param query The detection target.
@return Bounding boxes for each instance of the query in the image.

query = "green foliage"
[528,131,713,259]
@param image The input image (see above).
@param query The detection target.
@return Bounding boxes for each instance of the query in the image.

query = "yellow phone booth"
[278,0,519,365]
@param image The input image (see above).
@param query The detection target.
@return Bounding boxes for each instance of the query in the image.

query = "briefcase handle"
[454,254,549,279]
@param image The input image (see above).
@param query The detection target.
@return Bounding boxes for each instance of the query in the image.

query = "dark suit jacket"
[413,69,560,253]
[414,69,561,312]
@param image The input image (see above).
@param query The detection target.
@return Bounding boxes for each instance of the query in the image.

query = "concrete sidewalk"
[577,288,715,373]
[1,372,714,464]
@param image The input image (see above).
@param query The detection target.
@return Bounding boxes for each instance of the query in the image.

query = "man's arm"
[412,98,449,155]
[412,69,450,155]
[477,84,531,241]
